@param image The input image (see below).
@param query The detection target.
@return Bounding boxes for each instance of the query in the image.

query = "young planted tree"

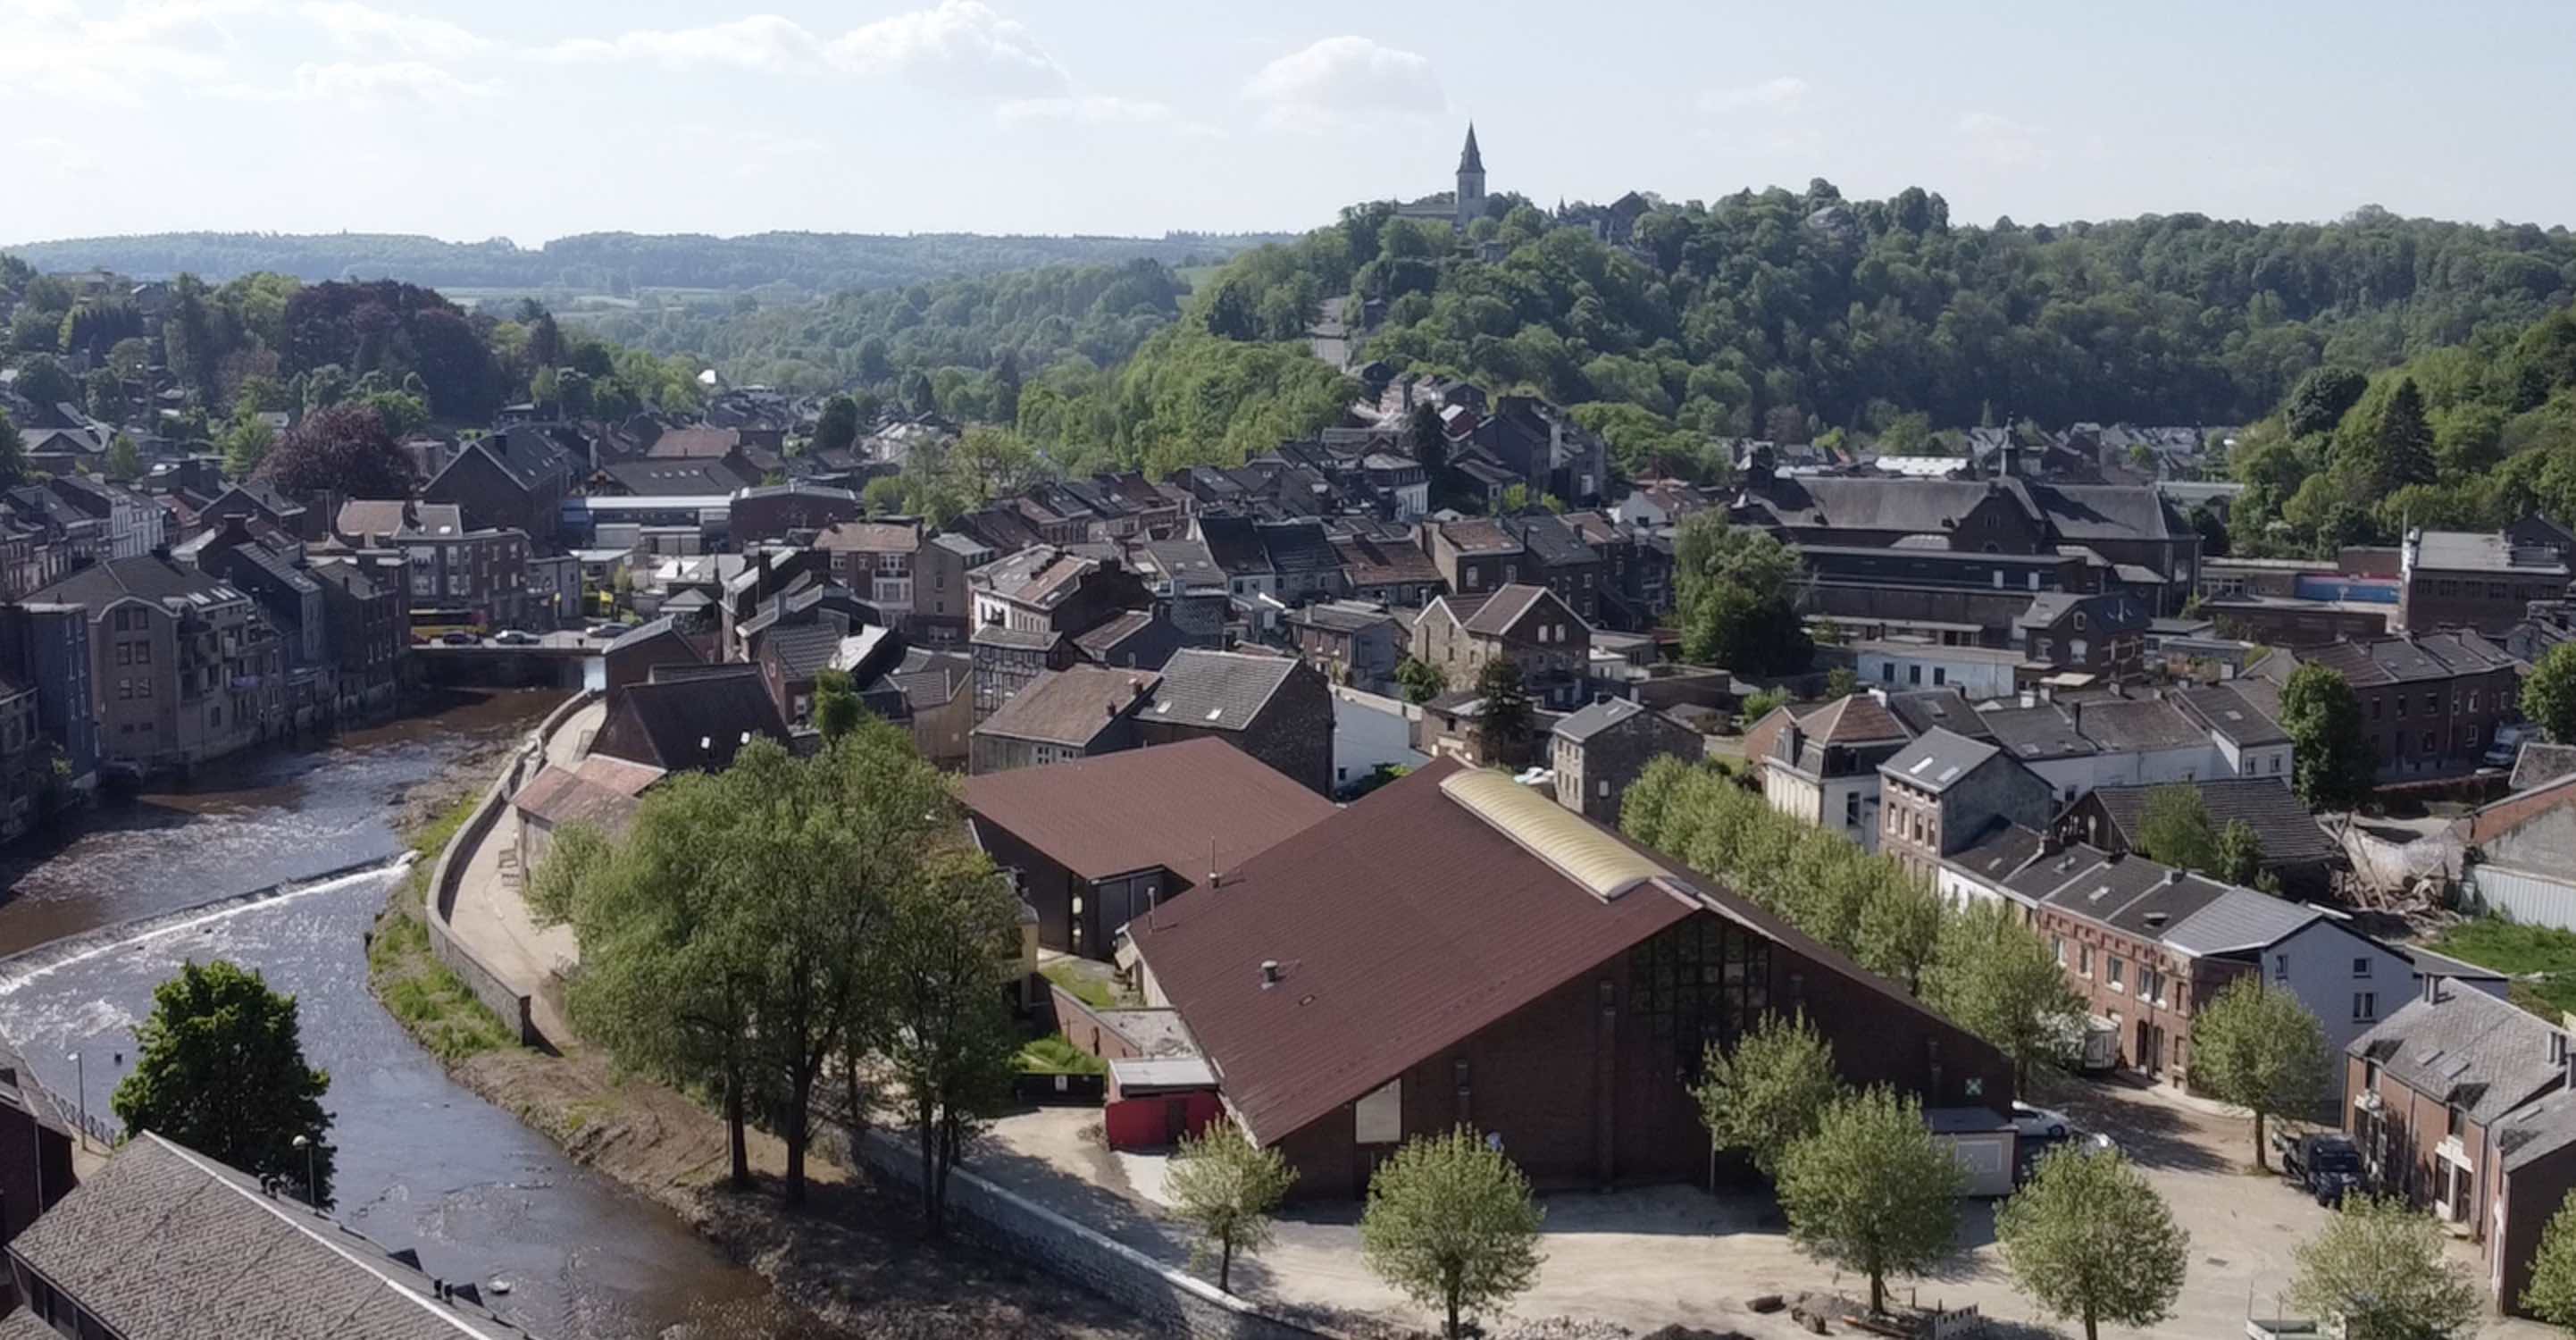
[1167,1125,1298,1293]
[2292,1195,2481,1340]
[1774,1086,1965,1316]
[1996,1146,2189,1340]
[2524,1191,2576,1324]
[112,960,336,1206]
[2215,818,2268,889]
[2190,977,2332,1170]
[1923,898,2084,1085]
[812,667,863,741]
[1359,1126,1545,1339]
[1693,1010,1843,1177]
[879,853,1023,1235]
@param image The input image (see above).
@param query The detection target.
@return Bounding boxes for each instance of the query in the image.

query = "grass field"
[2428,917,2576,1018]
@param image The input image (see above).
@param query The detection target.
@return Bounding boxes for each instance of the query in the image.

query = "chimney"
[2160,868,2181,886]
[2144,909,2170,927]
[2423,974,2446,1005]
[1259,959,1282,988]
[2551,1031,2569,1069]
[2069,699,2084,735]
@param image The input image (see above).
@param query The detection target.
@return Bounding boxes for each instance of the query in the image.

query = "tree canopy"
[1694,1009,1843,1177]
[253,402,412,500]
[2292,1195,2482,1340]
[2526,642,2576,745]
[2190,976,2334,1170]
[1359,1126,1545,1339]
[2280,665,2379,812]
[112,959,335,1207]
[1997,1146,2189,1340]
[1775,1086,1964,1316]
[1167,1125,1298,1294]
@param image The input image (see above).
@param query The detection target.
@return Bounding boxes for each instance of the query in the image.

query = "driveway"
[980,1080,2558,1339]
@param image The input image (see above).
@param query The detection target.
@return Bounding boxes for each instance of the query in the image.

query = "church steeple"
[1454,122,1486,230]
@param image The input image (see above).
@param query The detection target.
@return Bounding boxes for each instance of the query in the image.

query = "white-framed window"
[2354,957,2372,978]
[2354,992,2378,1022]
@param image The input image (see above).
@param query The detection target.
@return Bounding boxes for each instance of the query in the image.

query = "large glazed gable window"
[1355,1078,1402,1145]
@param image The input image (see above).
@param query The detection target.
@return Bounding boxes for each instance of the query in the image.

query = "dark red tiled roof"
[964,738,1334,884]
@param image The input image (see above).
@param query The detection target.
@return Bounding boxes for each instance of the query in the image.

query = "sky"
[5,0,2575,247]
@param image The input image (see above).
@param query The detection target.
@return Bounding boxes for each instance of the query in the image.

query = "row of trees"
[529,722,1023,1224]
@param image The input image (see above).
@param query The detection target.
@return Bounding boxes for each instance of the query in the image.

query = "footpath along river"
[0,689,764,1338]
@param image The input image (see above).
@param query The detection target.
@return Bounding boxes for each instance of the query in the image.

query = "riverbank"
[367,739,1158,1339]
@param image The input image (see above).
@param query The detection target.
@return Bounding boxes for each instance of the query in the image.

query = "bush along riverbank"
[365,759,1155,1340]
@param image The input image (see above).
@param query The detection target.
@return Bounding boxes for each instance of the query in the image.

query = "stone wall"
[845,1127,1334,1340]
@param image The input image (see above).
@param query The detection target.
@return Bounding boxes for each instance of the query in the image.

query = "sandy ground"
[983,1076,2563,1340]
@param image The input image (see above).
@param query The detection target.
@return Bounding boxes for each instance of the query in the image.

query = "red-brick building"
[1126,759,2013,1201]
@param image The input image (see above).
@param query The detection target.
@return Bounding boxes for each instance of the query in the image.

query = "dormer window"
[2072,612,2087,632]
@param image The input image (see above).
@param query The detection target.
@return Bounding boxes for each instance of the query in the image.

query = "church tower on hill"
[1455,123,1487,230]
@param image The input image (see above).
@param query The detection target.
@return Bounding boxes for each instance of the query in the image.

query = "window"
[2425,691,2440,714]
[2354,992,2378,1022]
[1598,780,1610,799]
[2273,953,2289,981]
[2371,697,2383,720]
[1844,791,1861,827]
[1934,667,1947,686]
[2471,691,2482,712]
[2423,732,2437,753]
[1908,664,1922,686]
[1881,663,1896,683]
[135,641,149,664]
[2073,612,2087,632]
[2447,1104,2464,1139]
[2078,945,2094,977]
[2396,695,2407,718]
[2107,956,2126,992]
[2141,967,2166,1006]
[115,642,130,666]
[2053,936,2065,966]
[2354,957,2372,978]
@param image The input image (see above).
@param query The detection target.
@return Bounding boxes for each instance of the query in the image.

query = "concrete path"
[444,698,606,1044]
[1307,297,1356,373]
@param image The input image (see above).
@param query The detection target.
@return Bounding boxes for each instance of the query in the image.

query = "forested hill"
[1183,189,2576,478]
[0,229,1290,294]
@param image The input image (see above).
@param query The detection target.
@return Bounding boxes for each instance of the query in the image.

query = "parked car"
[493,629,539,646]
[2010,1101,2070,1142]
[2487,723,2532,770]
[2278,1130,2363,1205]
[439,631,477,646]
[587,623,628,639]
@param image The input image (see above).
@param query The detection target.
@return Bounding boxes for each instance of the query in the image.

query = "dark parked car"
[439,631,477,646]
[2279,1131,2363,1205]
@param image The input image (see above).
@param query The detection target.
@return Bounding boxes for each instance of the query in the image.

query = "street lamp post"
[292,1134,316,1209]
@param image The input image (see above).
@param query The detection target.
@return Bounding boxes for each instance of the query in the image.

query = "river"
[0,690,765,1338]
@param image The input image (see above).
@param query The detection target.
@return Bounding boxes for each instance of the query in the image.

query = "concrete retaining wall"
[846,1127,1333,1340]
[422,688,600,1049]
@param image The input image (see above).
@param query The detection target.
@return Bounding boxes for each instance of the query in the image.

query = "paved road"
[1307,296,1355,373]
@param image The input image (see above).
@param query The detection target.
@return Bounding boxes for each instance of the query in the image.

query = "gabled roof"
[2354,984,2567,1127]
[593,667,790,772]
[1880,728,2003,793]
[965,737,1335,884]
[1796,692,1909,746]
[1145,649,1303,733]
[1979,704,2097,761]
[2175,683,2289,749]
[1940,820,2045,884]
[974,665,1158,747]
[2083,778,2339,870]
[2072,699,2212,752]
[1551,697,1689,744]
[1127,758,1994,1146]
[601,458,751,496]
[6,1133,526,1339]
[1886,690,1995,741]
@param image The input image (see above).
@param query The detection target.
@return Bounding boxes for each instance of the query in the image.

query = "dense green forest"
[2222,306,2576,557]
[0,230,1285,295]
[1137,189,2569,481]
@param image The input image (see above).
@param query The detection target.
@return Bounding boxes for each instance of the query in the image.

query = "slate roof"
[2071,699,2211,752]
[1511,514,1600,568]
[976,546,1099,611]
[760,623,844,680]
[1886,689,1996,741]
[1291,600,1402,635]
[1145,649,1302,733]
[974,665,1158,747]
[1135,538,1225,591]
[2297,631,2519,688]
[648,425,740,459]
[1454,584,1551,637]
[593,667,790,772]
[2512,743,2576,792]
[1880,728,2003,794]
[6,1133,530,1339]
[1552,697,1669,743]
[2353,984,2568,1127]
[1941,821,2045,884]
[1434,516,1522,556]
[2084,777,2339,869]
[1331,532,1441,588]
[2154,884,2322,954]
[1196,515,1269,576]
[2175,683,2290,749]
[965,737,1335,884]
[29,553,249,609]
[601,459,750,496]
[1258,519,1342,575]
[1979,704,2098,761]
[337,499,464,540]
[1126,758,1990,1146]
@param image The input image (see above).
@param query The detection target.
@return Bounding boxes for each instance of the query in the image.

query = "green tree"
[0,408,25,488]
[2526,642,2576,744]
[1824,666,1860,699]
[2292,1195,2481,1340]
[1394,655,1447,705]
[2280,664,2378,812]
[1472,657,1533,762]
[1359,1126,1545,1339]
[1167,1125,1298,1293]
[2137,785,2220,875]
[1923,898,2084,1085]
[2286,366,2370,440]
[1997,1146,2189,1340]
[104,432,141,482]
[813,667,863,741]
[111,960,336,1207]
[1775,1086,1964,1316]
[879,852,1022,1235]
[2190,976,2332,1170]
[813,393,861,456]
[222,413,277,480]
[12,353,77,411]
[1693,1010,1843,1176]
[1409,401,1450,498]
[1673,515,1812,674]
[2522,1192,2576,1325]
[2215,819,2268,889]
[1738,686,1790,724]
[2357,377,2438,494]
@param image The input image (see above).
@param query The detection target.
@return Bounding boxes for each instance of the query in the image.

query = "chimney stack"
[1259,959,1281,988]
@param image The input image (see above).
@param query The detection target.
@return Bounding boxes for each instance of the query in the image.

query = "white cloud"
[1956,111,2047,169]
[0,0,266,103]
[995,94,1176,127]
[533,2,1068,97]
[218,58,495,105]
[297,1,486,59]
[1700,75,1807,114]
[824,0,1066,97]
[1243,36,1442,131]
